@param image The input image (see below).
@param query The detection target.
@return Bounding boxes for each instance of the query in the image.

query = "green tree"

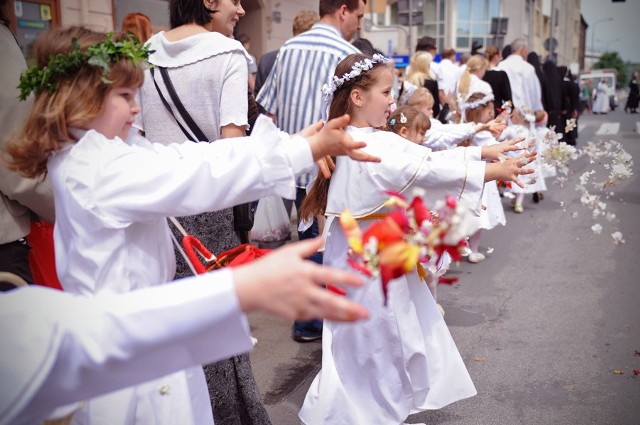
[594,52,628,88]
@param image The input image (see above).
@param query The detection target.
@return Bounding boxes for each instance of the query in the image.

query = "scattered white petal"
[591,223,603,235]
[560,201,565,207]
[486,247,494,254]
[571,211,578,218]
[611,231,626,245]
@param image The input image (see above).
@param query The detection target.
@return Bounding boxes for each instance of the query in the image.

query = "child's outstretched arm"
[481,136,526,160]
[484,153,535,188]
[233,237,368,321]
[303,115,381,178]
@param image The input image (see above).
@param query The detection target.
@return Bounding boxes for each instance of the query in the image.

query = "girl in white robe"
[406,88,505,151]
[298,53,533,425]
[4,27,378,425]
[499,108,548,212]
[459,90,510,263]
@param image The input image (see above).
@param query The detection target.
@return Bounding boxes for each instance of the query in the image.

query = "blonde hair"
[122,12,152,42]
[457,56,487,98]
[406,87,434,109]
[406,52,433,87]
[4,26,144,178]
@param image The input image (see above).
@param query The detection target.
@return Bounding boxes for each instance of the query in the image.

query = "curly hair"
[4,26,144,178]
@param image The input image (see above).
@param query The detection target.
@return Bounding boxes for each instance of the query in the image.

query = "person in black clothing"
[625,70,639,113]
[483,45,512,117]
[527,52,553,115]
[558,66,580,146]
[542,59,564,131]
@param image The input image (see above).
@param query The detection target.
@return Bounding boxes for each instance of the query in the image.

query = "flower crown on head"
[319,53,390,121]
[321,53,389,101]
[457,92,495,113]
[17,33,152,101]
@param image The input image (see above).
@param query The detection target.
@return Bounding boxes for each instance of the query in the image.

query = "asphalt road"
[248,105,640,425]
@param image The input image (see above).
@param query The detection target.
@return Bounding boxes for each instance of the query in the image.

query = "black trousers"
[0,238,33,291]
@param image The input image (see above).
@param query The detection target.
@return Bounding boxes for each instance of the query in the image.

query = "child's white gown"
[299,127,480,425]
[471,131,507,230]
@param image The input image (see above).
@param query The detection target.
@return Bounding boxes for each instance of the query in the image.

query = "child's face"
[418,101,434,118]
[405,127,426,144]
[478,102,495,124]
[357,68,395,127]
[86,86,139,140]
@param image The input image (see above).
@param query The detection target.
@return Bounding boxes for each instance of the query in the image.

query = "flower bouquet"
[338,192,476,304]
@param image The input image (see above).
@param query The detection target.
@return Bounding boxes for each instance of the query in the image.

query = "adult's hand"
[233,238,369,322]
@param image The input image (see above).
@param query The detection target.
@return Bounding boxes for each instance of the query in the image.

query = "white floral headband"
[320,53,390,120]
[457,92,495,122]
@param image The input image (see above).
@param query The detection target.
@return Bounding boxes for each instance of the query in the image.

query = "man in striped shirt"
[256,0,365,342]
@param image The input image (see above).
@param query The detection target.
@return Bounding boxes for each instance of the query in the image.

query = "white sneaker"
[468,252,486,263]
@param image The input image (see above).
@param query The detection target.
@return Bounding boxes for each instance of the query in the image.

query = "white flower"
[605,212,616,222]
[611,231,625,245]
[571,211,578,218]
[565,118,576,132]
[591,223,603,234]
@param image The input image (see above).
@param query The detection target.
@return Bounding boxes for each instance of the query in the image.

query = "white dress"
[424,120,477,151]
[48,117,313,425]
[592,81,610,113]
[499,124,548,194]
[471,131,506,230]
[299,127,480,425]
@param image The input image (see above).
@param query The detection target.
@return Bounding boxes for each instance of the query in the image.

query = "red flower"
[409,196,433,227]
[363,217,404,248]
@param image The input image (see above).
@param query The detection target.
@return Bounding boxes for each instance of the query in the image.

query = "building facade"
[6,0,585,70]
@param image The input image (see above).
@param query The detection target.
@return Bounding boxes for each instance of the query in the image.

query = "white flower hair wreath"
[457,92,495,122]
[320,53,390,120]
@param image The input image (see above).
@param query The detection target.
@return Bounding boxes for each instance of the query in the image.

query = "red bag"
[25,220,63,290]
[169,217,270,275]
[182,235,270,274]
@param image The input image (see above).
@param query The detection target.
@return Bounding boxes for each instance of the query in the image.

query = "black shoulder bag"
[151,67,255,243]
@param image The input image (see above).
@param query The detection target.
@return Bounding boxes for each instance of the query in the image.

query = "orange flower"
[340,210,363,254]
[378,241,419,273]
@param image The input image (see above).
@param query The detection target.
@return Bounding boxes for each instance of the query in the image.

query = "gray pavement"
[248,106,640,424]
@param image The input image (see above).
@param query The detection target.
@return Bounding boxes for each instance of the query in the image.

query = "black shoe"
[292,323,322,342]
[532,192,539,203]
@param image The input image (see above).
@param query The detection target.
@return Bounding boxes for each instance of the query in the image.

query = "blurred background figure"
[121,12,152,43]
[254,10,318,101]
[625,70,639,113]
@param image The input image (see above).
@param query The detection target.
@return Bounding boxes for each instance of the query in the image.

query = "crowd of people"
[0,0,633,424]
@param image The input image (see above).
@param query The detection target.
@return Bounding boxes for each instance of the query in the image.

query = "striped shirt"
[256,23,360,187]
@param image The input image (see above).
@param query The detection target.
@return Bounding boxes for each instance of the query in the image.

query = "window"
[454,0,502,51]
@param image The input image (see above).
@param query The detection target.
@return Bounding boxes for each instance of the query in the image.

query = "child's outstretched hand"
[304,115,381,178]
[485,152,536,188]
[484,118,507,138]
[481,136,525,160]
[233,238,369,322]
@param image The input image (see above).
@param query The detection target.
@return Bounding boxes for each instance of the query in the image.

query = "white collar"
[146,31,251,67]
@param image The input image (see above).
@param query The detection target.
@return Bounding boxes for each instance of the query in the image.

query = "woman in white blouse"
[135,0,270,423]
